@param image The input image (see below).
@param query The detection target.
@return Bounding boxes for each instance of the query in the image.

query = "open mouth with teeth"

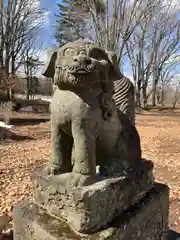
[68,68,91,75]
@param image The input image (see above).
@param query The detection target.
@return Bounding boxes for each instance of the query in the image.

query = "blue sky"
[39,0,59,48]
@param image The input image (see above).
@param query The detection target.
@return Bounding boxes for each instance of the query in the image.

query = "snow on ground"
[21,106,33,112]
[0,121,12,129]
[40,97,51,102]
[15,94,52,102]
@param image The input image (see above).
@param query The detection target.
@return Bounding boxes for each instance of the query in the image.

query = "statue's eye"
[79,49,86,55]
[64,48,75,56]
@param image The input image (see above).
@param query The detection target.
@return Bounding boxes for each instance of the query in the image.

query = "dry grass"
[0,109,180,233]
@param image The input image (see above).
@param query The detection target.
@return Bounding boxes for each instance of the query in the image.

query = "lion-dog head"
[42,39,121,119]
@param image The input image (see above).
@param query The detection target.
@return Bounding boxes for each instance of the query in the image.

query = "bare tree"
[0,0,46,75]
[150,7,180,106]
[19,40,43,100]
[0,66,18,100]
[0,66,18,124]
[159,58,179,106]
[72,0,159,66]
[172,75,180,108]
[126,0,180,107]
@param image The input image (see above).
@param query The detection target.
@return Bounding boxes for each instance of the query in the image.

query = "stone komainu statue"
[42,39,141,182]
[47,46,136,125]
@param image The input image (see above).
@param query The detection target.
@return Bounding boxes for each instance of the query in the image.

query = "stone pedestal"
[13,160,170,240]
[13,183,169,240]
[32,160,154,233]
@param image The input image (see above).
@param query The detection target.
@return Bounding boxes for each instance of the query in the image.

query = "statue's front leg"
[72,119,96,176]
[47,122,73,175]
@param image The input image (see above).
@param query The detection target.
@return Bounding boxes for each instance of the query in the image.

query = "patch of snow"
[0,121,13,129]
[21,106,33,112]
[40,97,52,102]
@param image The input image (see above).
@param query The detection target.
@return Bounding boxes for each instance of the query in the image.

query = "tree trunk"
[0,51,3,67]
[5,46,10,74]
[4,101,12,125]
[161,88,164,106]
[26,77,30,100]
[142,85,148,108]
[172,100,177,109]
[152,80,157,106]
[135,78,142,107]
[136,92,141,107]
[152,67,162,106]
[11,56,16,74]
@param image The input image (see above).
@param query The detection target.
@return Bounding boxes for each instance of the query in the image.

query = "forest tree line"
[55,0,180,108]
[0,0,180,108]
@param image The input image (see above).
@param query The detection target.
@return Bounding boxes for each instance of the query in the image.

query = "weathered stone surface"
[0,214,11,232]
[33,160,154,234]
[43,38,142,177]
[13,183,169,240]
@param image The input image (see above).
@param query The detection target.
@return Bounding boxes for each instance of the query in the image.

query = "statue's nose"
[73,55,92,65]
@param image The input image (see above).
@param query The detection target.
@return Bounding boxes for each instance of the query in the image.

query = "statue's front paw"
[43,164,63,175]
[68,173,96,187]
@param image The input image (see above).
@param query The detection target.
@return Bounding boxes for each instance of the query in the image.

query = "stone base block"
[13,183,169,240]
[33,160,154,233]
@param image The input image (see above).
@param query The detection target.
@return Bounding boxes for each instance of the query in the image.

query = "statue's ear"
[42,48,58,78]
[106,51,123,81]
